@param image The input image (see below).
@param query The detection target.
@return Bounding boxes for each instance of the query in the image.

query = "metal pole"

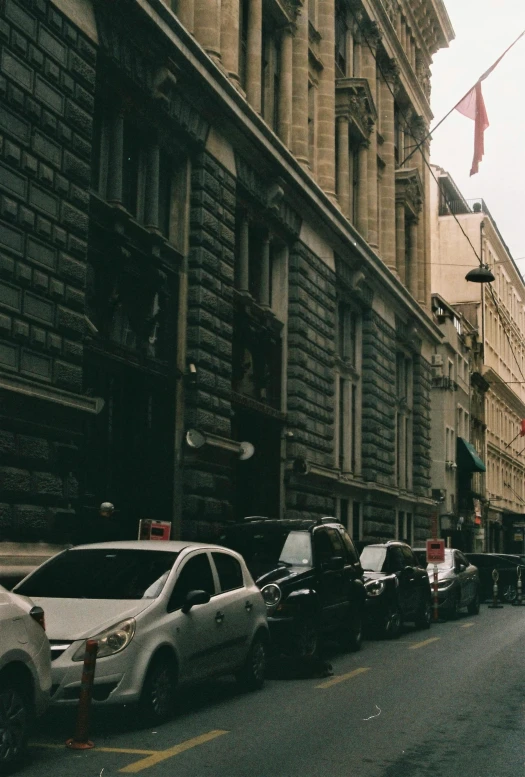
[488,569,503,609]
[66,639,98,750]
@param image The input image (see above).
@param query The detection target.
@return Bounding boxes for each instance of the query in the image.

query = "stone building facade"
[0,0,452,549]
[431,167,525,553]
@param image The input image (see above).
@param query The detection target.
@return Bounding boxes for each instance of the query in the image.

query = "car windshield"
[219,526,290,576]
[426,549,453,570]
[15,548,179,600]
[360,546,387,572]
[279,531,312,566]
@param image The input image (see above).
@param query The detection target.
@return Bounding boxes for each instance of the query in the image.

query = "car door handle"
[245,601,253,612]
[215,611,225,623]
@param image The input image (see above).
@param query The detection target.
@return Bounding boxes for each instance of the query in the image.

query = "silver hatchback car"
[14,541,269,723]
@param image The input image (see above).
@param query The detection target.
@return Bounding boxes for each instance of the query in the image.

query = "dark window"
[122,121,142,217]
[15,549,178,600]
[401,547,418,567]
[352,502,361,539]
[326,527,345,555]
[169,553,215,610]
[387,547,405,572]
[314,529,335,564]
[340,529,359,564]
[335,0,347,76]
[212,552,244,592]
[239,0,249,89]
[158,151,172,238]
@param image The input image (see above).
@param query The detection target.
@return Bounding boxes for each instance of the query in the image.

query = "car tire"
[340,608,363,652]
[415,600,432,630]
[0,677,32,776]
[467,589,480,615]
[381,603,402,639]
[139,655,177,725]
[289,616,320,659]
[502,584,517,604]
[236,634,267,691]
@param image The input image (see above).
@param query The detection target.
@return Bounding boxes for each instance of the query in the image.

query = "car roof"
[221,518,343,533]
[68,540,236,553]
[361,541,411,549]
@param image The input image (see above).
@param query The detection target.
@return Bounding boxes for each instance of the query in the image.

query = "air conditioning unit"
[431,354,443,366]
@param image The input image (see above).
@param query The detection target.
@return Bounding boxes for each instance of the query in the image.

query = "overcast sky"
[429,1,525,271]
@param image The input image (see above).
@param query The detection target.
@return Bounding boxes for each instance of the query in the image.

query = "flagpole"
[399,29,525,169]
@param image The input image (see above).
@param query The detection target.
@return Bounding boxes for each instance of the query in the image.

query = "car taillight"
[29,605,46,631]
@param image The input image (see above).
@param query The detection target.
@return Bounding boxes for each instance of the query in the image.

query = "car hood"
[30,597,155,641]
[254,565,311,587]
[426,568,454,582]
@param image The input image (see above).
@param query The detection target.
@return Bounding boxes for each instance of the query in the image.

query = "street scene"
[1,0,525,773]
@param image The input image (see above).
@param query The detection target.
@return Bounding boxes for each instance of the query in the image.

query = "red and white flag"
[454,31,524,176]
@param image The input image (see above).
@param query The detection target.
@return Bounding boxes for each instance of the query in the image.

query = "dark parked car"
[413,548,480,618]
[465,553,525,603]
[218,517,366,658]
[360,541,432,638]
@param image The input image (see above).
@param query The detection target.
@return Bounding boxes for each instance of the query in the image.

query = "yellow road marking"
[409,637,440,650]
[119,729,229,773]
[316,666,370,689]
[461,622,475,628]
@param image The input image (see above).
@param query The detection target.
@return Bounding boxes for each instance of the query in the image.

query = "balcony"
[432,375,458,391]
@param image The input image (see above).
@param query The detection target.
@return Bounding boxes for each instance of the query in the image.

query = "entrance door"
[82,354,175,538]
[232,407,281,520]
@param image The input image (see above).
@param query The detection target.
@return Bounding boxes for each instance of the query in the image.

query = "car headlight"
[365,580,385,597]
[261,583,281,612]
[72,618,136,661]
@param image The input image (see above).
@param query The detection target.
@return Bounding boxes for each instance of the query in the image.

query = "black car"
[218,517,366,658]
[360,541,432,638]
[465,553,525,603]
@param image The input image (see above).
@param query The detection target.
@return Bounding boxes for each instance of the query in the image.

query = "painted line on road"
[408,637,440,650]
[316,666,371,689]
[460,622,475,628]
[119,729,229,773]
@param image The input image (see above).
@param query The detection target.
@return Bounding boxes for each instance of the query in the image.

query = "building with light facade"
[431,167,525,553]
[0,0,452,555]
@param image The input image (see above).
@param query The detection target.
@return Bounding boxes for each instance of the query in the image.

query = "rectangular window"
[335,0,347,77]
[338,376,345,470]
[122,121,143,218]
[308,81,316,170]
[352,501,361,540]
[239,0,249,89]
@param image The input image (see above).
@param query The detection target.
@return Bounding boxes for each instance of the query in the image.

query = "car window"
[401,547,418,567]
[279,531,313,566]
[314,530,335,564]
[360,546,387,572]
[169,553,215,611]
[15,549,179,600]
[387,547,405,572]
[212,552,244,592]
[456,552,469,568]
[325,527,345,555]
[339,529,359,564]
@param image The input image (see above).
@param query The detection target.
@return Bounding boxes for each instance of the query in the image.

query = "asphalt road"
[24,603,525,777]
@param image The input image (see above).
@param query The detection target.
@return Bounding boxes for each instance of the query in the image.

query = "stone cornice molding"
[335,77,376,140]
[395,167,423,217]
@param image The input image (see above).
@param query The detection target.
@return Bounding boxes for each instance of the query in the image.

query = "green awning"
[457,437,486,473]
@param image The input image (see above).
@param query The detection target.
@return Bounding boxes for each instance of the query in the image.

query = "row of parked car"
[2,517,524,774]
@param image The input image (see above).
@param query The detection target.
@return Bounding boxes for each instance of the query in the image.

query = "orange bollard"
[432,565,439,621]
[66,639,98,750]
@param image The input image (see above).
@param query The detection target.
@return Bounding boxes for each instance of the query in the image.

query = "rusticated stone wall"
[412,353,432,496]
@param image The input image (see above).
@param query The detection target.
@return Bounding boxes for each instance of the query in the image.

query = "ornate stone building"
[0,0,452,550]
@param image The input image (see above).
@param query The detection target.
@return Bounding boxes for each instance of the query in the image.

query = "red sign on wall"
[426,539,445,564]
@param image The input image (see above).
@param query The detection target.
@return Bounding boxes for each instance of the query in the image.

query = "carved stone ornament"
[395,168,424,217]
[410,114,428,142]
[282,0,303,22]
[336,78,376,140]
[379,54,399,85]
[360,19,382,49]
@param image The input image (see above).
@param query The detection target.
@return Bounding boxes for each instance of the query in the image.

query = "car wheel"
[340,609,363,652]
[381,604,402,639]
[236,634,267,691]
[415,600,432,629]
[502,584,517,604]
[467,589,480,615]
[139,655,177,724]
[0,678,32,775]
[290,616,319,659]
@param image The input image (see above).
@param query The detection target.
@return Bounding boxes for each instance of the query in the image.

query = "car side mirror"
[322,556,344,572]
[457,564,466,573]
[181,589,211,614]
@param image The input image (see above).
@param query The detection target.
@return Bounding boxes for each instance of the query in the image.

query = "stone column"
[246,0,263,112]
[194,0,221,60]
[177,0,194,34]
[144,143,160,231]
[221,0,240,83]
[278,25,293,147]
[238,213,250,293]
[417,206,425,304]
[362,39,378,248]
[260,234,271,307]
[336,115,350,217]
[316,0,336,196]
[352,29,362,76]
[408,220,418,297]
[356,143,368,240]
[107,110,124,205]
[380,70,396,270]
[423,141,432,308]
[292,7,309,166]
[395,202,405,282]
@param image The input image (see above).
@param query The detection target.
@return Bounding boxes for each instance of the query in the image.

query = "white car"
[14,541,269,723]
[0,585,51,775]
